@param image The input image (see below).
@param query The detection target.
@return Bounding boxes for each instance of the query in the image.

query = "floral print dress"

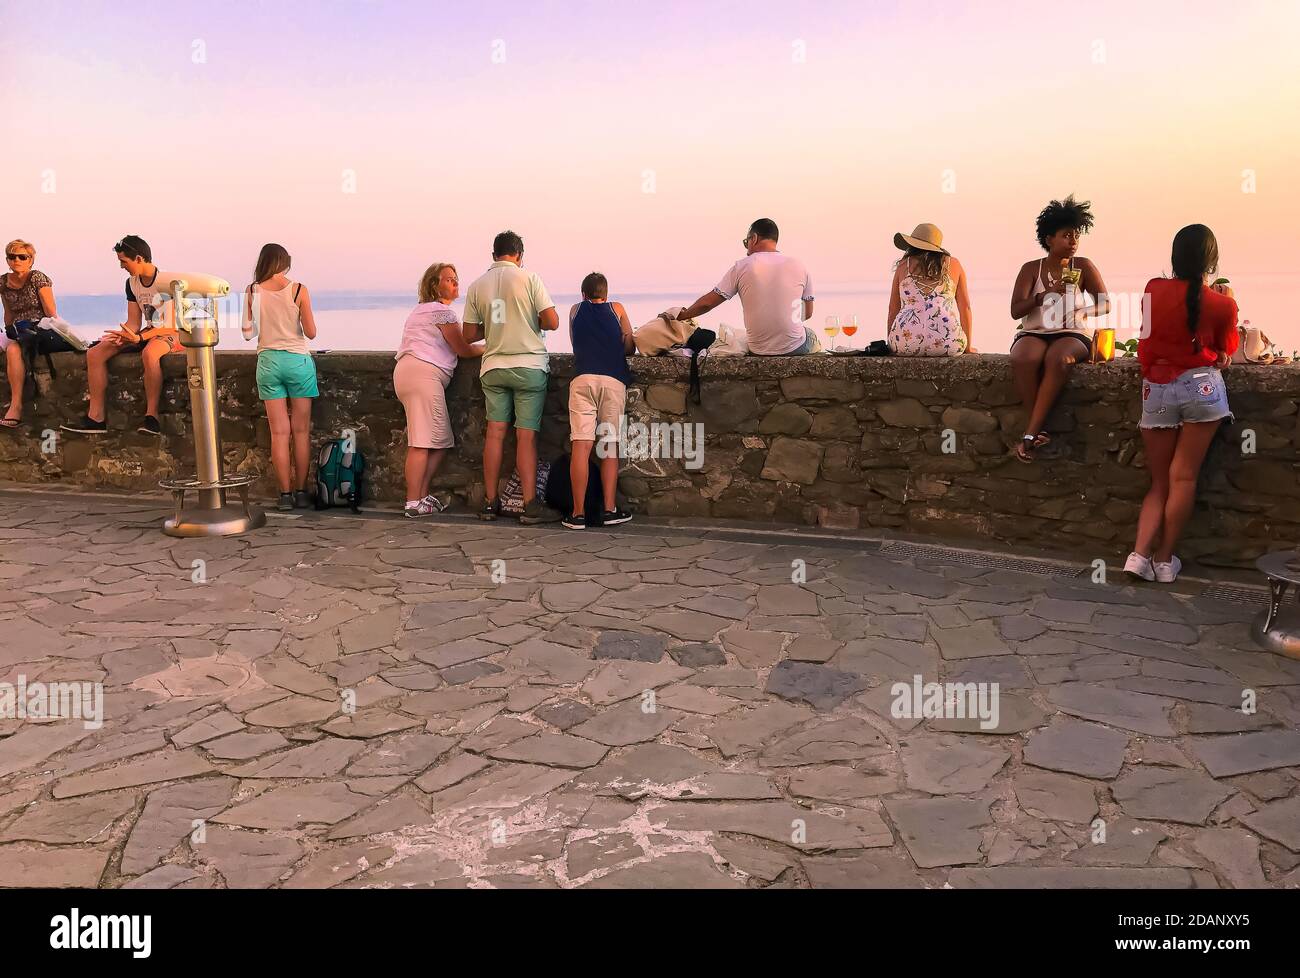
[887,258,966,357]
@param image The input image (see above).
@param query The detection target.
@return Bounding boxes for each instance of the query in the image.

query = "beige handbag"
[634,307,697,356]
[1231,322,1271,364]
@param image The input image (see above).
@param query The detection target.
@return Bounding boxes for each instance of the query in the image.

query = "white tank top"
[1021,258,1092,336]
[251,281,309,354]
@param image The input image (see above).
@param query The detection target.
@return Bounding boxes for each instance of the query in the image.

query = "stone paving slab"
[0,495,1295,888]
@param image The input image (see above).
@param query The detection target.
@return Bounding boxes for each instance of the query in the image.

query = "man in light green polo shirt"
[462,230,562,524]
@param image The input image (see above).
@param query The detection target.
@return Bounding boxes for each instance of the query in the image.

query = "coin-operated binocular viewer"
[156,274,266,537]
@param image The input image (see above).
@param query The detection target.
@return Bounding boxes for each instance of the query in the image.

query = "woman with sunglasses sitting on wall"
[1,239,59,429]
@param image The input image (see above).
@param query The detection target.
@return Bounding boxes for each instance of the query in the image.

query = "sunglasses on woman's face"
[5,254,31,262]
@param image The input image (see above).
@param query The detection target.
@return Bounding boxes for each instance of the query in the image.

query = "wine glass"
[842,314,859,344]
[824,315,841,347]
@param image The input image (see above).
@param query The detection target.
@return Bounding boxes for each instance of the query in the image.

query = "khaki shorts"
[568,374,626,444]
[394,355,454,449]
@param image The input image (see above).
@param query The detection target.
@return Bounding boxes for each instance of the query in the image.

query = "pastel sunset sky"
[4,0,1298,313]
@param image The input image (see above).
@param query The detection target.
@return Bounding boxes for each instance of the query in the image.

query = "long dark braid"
[1170,224,1219,351]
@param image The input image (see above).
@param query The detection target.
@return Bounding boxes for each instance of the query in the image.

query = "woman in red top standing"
[1124,225,1238,584]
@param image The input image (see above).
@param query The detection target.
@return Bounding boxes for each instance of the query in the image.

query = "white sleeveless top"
[1020,258,1092,338]
[251,281,309,354]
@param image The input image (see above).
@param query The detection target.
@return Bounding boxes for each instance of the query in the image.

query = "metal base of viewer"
[1250,609,1300,661]
[163,504,266,538]
[1251,551,1300,660]
[159,475,266,538]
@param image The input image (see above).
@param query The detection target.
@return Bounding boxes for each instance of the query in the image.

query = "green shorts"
[256,349,319,400]
[481,367,548,430]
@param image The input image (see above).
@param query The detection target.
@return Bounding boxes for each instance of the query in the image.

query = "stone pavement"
[1,491,1298,889]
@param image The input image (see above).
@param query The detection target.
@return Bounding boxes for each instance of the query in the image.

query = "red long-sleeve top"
[1139,278,1239,384]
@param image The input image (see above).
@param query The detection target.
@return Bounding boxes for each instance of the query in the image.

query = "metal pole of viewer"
[159,277,266,537]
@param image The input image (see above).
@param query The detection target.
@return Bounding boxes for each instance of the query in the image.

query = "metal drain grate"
[1199,583,1267,605]
[878,541,1082,578]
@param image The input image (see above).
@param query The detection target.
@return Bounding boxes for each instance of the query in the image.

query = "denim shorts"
[788,325,820,355]
[1140,367,1232,429]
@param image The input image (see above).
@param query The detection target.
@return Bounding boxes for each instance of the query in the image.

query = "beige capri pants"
[394,354,455,449]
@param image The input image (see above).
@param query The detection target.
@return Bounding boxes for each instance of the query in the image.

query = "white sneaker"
[404,499,437,518]
[1153,555,1182,583]
[1124,552,1155,582]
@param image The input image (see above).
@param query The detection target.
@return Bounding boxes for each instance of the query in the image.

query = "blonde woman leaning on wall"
[394,262,483,517]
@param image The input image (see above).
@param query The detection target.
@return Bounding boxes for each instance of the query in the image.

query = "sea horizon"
[49,274,1300,357]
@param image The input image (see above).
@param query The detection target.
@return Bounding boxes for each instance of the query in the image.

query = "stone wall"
[2,349,1298,566]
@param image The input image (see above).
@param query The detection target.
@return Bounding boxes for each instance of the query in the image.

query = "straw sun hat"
[893,223,948,255]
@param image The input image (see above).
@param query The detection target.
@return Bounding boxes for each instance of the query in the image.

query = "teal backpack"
[315,438,365,512]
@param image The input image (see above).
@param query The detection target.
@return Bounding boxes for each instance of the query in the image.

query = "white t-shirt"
[126,268,177,334]
[713,252,814,355]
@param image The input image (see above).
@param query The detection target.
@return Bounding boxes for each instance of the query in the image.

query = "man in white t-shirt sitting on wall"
[62,235,182,436]
[677,218,817,355]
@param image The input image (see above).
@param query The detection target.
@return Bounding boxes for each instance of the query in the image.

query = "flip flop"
[0,414,19,429]
[1033,431,1052,448]
[1016,436,1036,463]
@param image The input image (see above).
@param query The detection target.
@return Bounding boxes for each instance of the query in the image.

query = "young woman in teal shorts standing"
[244,243,319,510]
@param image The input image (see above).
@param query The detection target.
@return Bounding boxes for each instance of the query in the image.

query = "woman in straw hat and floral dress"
[886,223,974,357]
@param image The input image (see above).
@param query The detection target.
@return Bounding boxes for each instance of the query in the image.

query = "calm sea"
[52,277,1298,357]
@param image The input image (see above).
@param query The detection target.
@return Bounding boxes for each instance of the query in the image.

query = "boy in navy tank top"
[564,272,635,529]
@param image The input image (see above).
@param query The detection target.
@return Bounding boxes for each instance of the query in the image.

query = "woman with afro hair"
[1008,195,1110,462]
